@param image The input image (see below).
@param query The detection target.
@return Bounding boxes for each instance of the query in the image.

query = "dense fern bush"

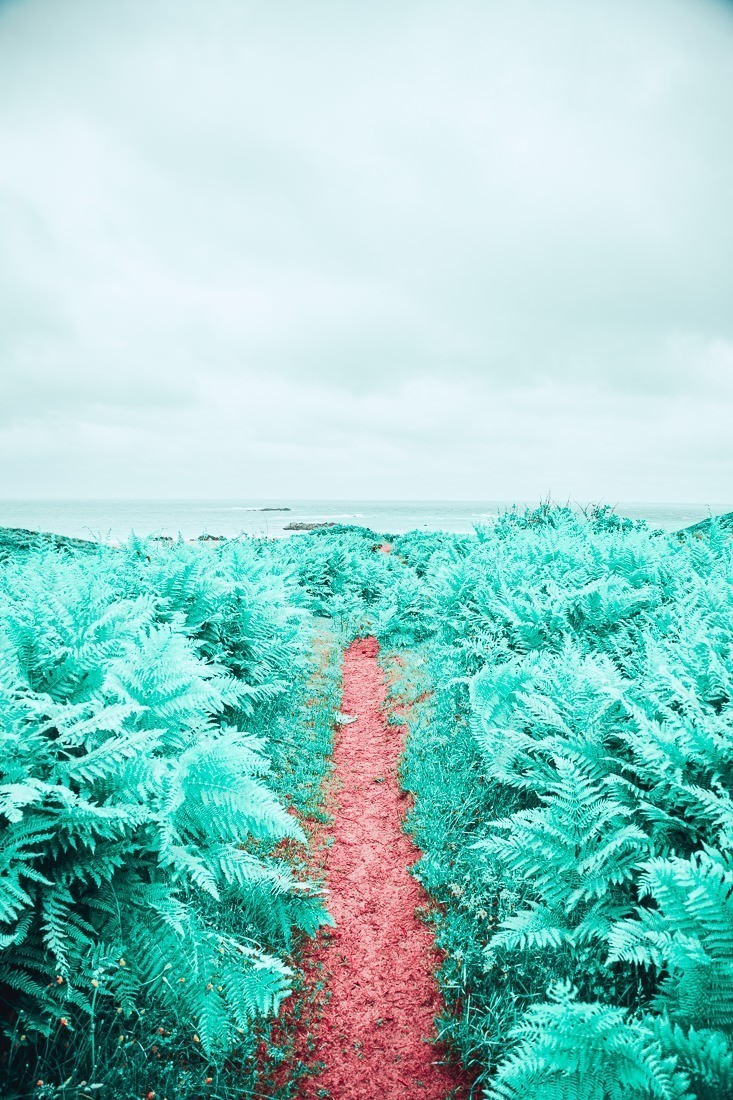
[272,524,394,641]
[4,509,733,1098]
[389,507,733,1098]
[0,540,332,1096]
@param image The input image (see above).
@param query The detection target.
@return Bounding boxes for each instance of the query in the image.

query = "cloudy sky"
[1,0,732,502]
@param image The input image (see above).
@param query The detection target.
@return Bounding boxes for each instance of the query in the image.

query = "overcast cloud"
[1,0,732,500]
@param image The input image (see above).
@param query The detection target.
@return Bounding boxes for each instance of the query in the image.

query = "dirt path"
[300,636,468,1099]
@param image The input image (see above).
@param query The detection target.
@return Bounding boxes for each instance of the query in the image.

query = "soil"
[298,636,469,1099]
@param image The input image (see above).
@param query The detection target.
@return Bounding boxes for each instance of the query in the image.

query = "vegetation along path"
[301,636,468,1099]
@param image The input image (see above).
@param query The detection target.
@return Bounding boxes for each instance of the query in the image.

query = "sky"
[1,0,733,503]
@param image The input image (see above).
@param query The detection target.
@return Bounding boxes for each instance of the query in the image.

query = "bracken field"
[1,505,732,1099]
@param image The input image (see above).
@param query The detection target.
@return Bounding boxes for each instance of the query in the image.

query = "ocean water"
[0,500,731,542]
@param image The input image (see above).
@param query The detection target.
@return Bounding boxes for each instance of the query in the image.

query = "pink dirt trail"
[300,636,469,1099]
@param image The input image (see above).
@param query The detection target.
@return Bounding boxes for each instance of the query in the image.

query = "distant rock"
[259,507,291,512]
[680,511,733,537]
[283,521,336,532]
[197,533,226,542]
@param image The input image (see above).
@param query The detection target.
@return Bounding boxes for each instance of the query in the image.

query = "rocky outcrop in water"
[283,521,336,532]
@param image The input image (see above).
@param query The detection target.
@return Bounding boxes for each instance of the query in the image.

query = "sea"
[0,500,731,543]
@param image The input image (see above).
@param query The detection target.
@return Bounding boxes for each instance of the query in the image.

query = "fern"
[489,982,690,1100]
[608,851,733,1031]
[478,757,651,960]
[0,538,331,1079]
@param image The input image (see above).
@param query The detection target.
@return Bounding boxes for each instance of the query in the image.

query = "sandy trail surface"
[300,636,468,1099]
